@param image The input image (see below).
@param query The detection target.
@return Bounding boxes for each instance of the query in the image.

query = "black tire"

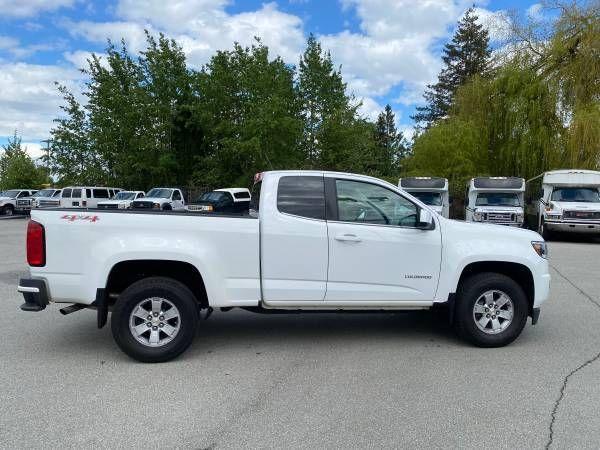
[454,272,528,347]
[540,218,553,241]
[162,204,172,211]
[2,205,14,216]
[111,277,199,362]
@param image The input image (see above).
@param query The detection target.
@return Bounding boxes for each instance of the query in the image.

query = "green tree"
[298,34,352,167]
[0,132,48,190]
[413,7,491,127]
[373,104,409,177]
[193,39,303,187]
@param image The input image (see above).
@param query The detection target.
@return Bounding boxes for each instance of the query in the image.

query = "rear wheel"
[111,277,199,362]
[454,273,528,347]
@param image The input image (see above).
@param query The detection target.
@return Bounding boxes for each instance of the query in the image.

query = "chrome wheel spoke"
[151,299,162,315]
[133,323,149,337]
[496,294,510,309]
[132,305,150,321]
[149,329,160,344]
[497,309,513,320]
[161,323,177,337]
[473,303,486,314]
[162,308,179,321]
[491,318,501,331]
[478,315,490,329]
[483,292,494,305]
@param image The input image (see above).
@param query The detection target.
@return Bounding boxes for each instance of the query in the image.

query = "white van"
[399,177,449,218]
[465,177,525,226]
[59,187,123,208]
[526,169,600,238]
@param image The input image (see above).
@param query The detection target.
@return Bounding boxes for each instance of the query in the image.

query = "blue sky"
[0,0,543,157]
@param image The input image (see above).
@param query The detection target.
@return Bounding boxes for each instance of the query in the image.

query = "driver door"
[325,177,442,303]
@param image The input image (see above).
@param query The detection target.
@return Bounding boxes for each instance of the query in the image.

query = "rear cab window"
[277,176,325,220]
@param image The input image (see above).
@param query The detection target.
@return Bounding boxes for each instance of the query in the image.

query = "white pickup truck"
[18,171,551,362]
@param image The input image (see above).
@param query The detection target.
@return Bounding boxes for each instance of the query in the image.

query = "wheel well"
[106,260,208,308]
[457,261,535,315]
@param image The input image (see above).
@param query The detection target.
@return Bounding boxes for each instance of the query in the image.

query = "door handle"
[335,233,362,243]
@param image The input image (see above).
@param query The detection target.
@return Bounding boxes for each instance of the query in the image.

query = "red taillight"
[27,220,45,267]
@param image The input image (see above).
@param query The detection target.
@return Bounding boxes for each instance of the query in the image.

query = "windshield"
[410,191,442,206]
[551,187,600,203]
[0,190,20,198]
[198,191,228,202]
[146,188,172,199]
[476,192,521,207]
[114,192,136,200]
[32,189,55,198]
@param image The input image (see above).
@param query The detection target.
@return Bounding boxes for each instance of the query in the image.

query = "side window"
[172,190,182,201]
[335,179,418,227]
[86,189,91,198]
[62,188,72,198]
[277,176,325,220]
[249,180,262,215]
[137,193,144,199]
[17,191,28,198]
[234,191,250,199]
[71,188,82,199]
[93,189,109,198]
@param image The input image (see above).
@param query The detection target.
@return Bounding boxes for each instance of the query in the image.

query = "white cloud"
[21,142,45,159]
[356,96,384,121]
[0,62,82,140]
[527,3,543,20]
[69,1,305,67]
[0,0,74,18]
[0,35,20,49]
[473,7,511,43]
[63,50,109,69]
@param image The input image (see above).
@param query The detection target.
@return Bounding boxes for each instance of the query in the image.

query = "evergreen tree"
[413,7,491,127]
[298,34,350,167]
[0,132,48,190]
[374,104,408,176]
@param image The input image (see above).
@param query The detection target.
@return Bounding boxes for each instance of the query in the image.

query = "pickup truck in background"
[0,189,37,215]
[97,191,146,209]
[18,171,550,363]
[130,187,185,211]
[16,188,62,213]
[187,188,251,213]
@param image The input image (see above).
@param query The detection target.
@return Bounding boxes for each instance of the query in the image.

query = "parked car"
[19,170,550,363]
[399,177,449,218]
[0,189,37,215]
[16,188,62,213]
[526,169,600,239]
[35,189,63,209]
[187,188,251,213]
[97,191,145,209]
[465,177,525,226]
[130,188,185,210]
[60,187,123,209]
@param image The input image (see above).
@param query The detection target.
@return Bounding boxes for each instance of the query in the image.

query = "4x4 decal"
[60,214,100,223]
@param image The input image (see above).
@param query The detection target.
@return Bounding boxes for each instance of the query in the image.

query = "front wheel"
[1,205,14,216]
[454,273,528,347]
[111,277,199,362]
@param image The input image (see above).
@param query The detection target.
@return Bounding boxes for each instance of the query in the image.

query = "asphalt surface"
[1,219,599,449]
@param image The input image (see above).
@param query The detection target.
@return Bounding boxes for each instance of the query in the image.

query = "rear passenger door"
[261,175,328,302]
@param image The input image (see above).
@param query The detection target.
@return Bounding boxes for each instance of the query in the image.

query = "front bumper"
[17,278,49,311]
[545,220,600,234]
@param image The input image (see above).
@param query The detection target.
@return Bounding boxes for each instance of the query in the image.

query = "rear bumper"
[545,220,600,233]
[17,278,49,311]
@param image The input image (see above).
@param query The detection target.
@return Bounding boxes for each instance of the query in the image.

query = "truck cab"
[130,188,185,210]
[0,189,37,215]
[465,177,525,227]
[398,177,449,218]
[527,169,600,239]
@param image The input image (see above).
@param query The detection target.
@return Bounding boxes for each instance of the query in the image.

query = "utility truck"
[399,177,449,218]
[18,171,550,363]
[526,169,600,239]
[465,177,525,226]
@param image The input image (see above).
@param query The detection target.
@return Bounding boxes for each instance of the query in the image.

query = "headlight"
[516,212,524,222]
[473,211,483,221]
[531,241,548,259]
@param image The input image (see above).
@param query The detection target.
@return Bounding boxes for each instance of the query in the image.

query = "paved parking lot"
[1,219,599,449]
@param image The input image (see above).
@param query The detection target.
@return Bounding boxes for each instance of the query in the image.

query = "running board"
[258,301,432,311]
[59,304,88,315]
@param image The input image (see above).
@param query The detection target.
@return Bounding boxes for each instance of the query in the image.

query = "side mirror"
[417,208,435,230]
